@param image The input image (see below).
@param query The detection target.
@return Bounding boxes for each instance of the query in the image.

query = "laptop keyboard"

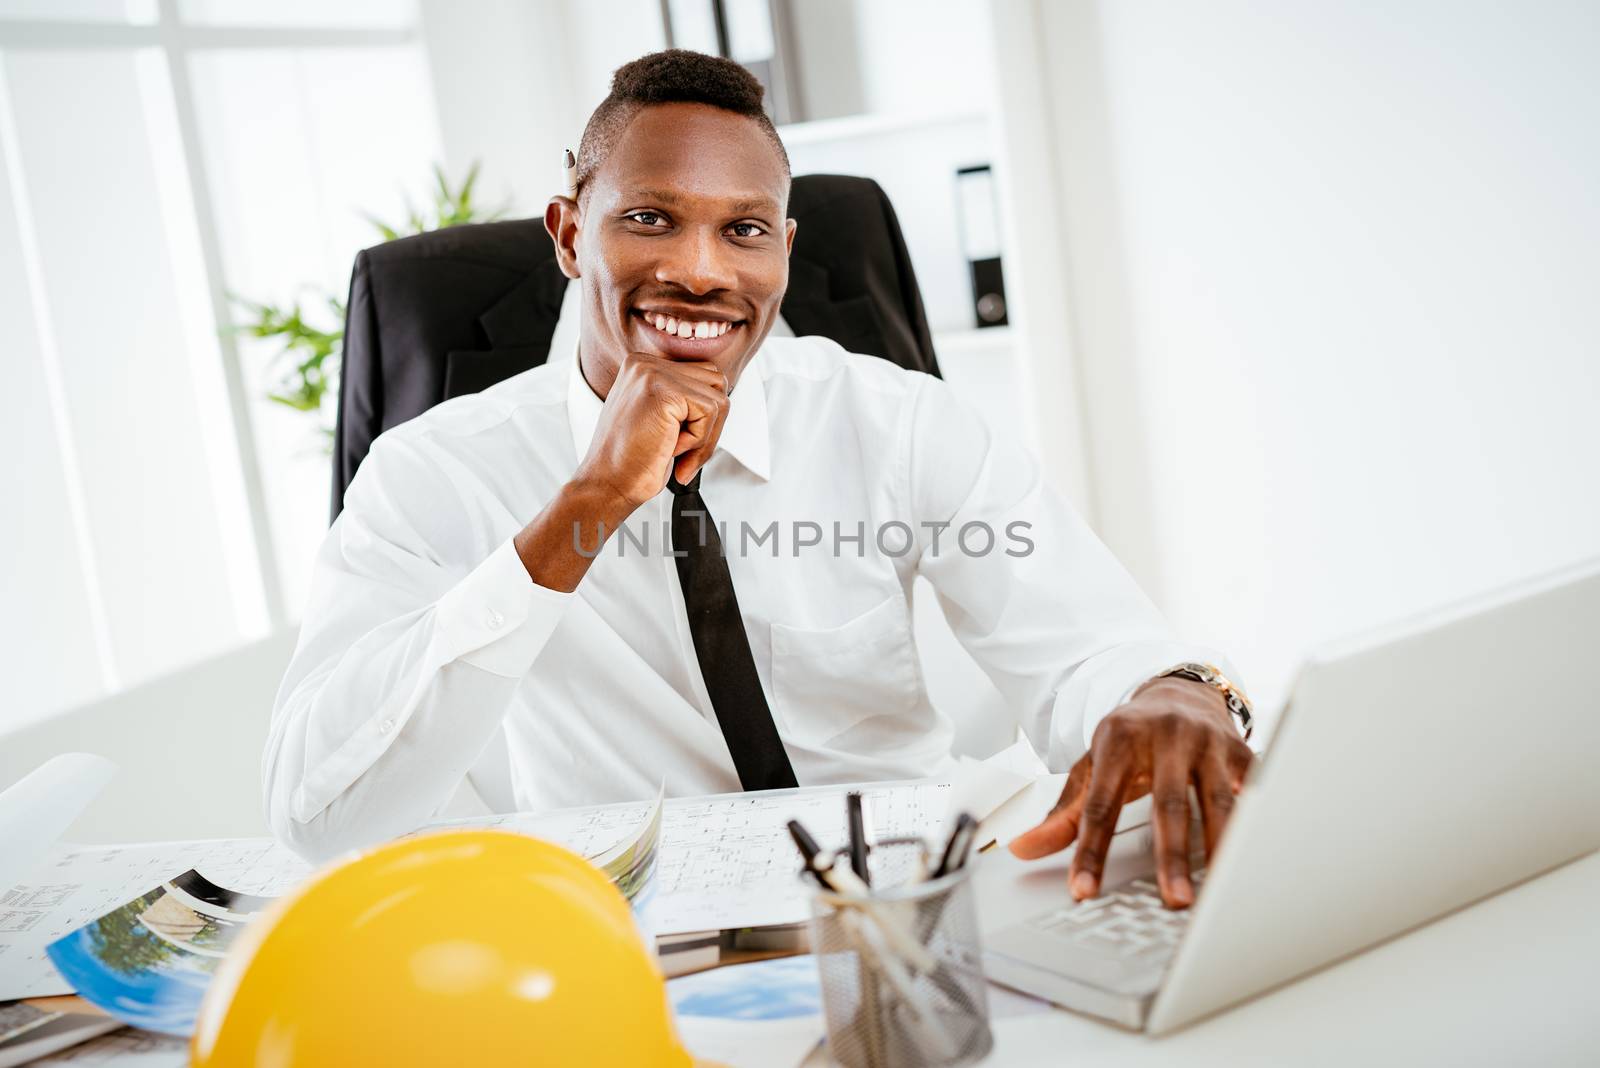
[1026,872,1204,957]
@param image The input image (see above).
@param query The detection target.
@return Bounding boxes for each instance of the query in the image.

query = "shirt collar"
[565,341,771,482]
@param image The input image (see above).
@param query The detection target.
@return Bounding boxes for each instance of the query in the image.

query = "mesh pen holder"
[807,865,993,1068]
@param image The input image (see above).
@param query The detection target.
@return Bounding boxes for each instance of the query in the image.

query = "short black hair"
[574,49,791,201]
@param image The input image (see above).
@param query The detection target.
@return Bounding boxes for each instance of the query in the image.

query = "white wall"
[847,0,994,118]
[0,630,298,843]
[418,0,666,214]
[419,0,579,216]
[1034,0,1600,709]
[786,0,995,121]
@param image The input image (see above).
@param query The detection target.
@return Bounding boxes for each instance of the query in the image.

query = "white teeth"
[641,313,737,339]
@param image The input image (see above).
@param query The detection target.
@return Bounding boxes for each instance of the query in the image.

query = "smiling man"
[266,50,1254,909]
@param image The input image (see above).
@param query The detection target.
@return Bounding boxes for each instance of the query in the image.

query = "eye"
[625,210,668,227]
[727,222,767,239]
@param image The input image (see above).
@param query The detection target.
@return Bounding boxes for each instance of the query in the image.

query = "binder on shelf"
[955,164,1009,329]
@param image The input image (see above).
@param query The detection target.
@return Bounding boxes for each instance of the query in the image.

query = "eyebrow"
[623,188,781,217]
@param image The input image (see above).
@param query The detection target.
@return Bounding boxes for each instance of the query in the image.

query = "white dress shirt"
[265,336,1228,860]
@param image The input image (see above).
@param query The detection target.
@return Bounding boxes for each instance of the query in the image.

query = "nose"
[654,225,737,295]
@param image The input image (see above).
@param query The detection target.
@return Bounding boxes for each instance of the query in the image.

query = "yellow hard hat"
[191,830,694,1067]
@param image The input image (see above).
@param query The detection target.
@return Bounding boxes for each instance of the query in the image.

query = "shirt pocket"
[769,593,922,748]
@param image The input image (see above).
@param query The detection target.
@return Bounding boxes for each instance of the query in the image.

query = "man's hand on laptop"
[1009,677,1254,909]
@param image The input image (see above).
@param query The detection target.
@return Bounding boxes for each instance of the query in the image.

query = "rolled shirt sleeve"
[263,434,572,861]
[901,374,1242,771]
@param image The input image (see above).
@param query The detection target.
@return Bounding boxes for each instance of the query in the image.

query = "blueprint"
[437,779,955,933]
[2,773,1014,998]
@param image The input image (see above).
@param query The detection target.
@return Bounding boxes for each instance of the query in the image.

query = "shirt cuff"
[433,538,574,678]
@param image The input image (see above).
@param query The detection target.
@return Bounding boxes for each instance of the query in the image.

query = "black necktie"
[669,471,798,791]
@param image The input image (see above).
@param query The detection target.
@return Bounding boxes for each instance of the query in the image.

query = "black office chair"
[331,174,941,519]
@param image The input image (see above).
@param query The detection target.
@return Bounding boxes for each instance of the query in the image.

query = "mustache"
[632,290,747,315]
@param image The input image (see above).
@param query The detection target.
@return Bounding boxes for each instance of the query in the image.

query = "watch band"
[1159,662,1254,741]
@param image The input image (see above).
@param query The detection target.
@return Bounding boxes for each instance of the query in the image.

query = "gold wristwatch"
[1158,662,1254,741]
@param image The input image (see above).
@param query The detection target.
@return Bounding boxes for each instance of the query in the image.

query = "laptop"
[984,558,1600,1033]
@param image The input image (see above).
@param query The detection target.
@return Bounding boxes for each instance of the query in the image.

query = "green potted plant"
[230,162,504,443]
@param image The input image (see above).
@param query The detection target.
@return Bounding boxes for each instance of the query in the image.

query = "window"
[0,0,439,726]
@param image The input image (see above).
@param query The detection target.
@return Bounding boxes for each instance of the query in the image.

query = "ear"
[784,217,798,256]
[545,196,582,280]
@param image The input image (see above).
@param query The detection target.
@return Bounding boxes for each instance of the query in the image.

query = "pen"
[820,856,871,898]
[562,147,578,197]
[788,819,889,911]
[792,810,936,972]
[932,812,978,880]
[846,790,870,886]
[786,819,833,890]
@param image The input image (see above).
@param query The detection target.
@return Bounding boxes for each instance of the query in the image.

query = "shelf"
[934,325,1013,357]
[778,108,991,148]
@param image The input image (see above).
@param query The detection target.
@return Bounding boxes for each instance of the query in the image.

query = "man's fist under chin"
[575,351,731,512]
[1009,677,1254,909]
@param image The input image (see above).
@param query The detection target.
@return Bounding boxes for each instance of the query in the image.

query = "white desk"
[805,847,1600,1066]
[22,849,1597,1065]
